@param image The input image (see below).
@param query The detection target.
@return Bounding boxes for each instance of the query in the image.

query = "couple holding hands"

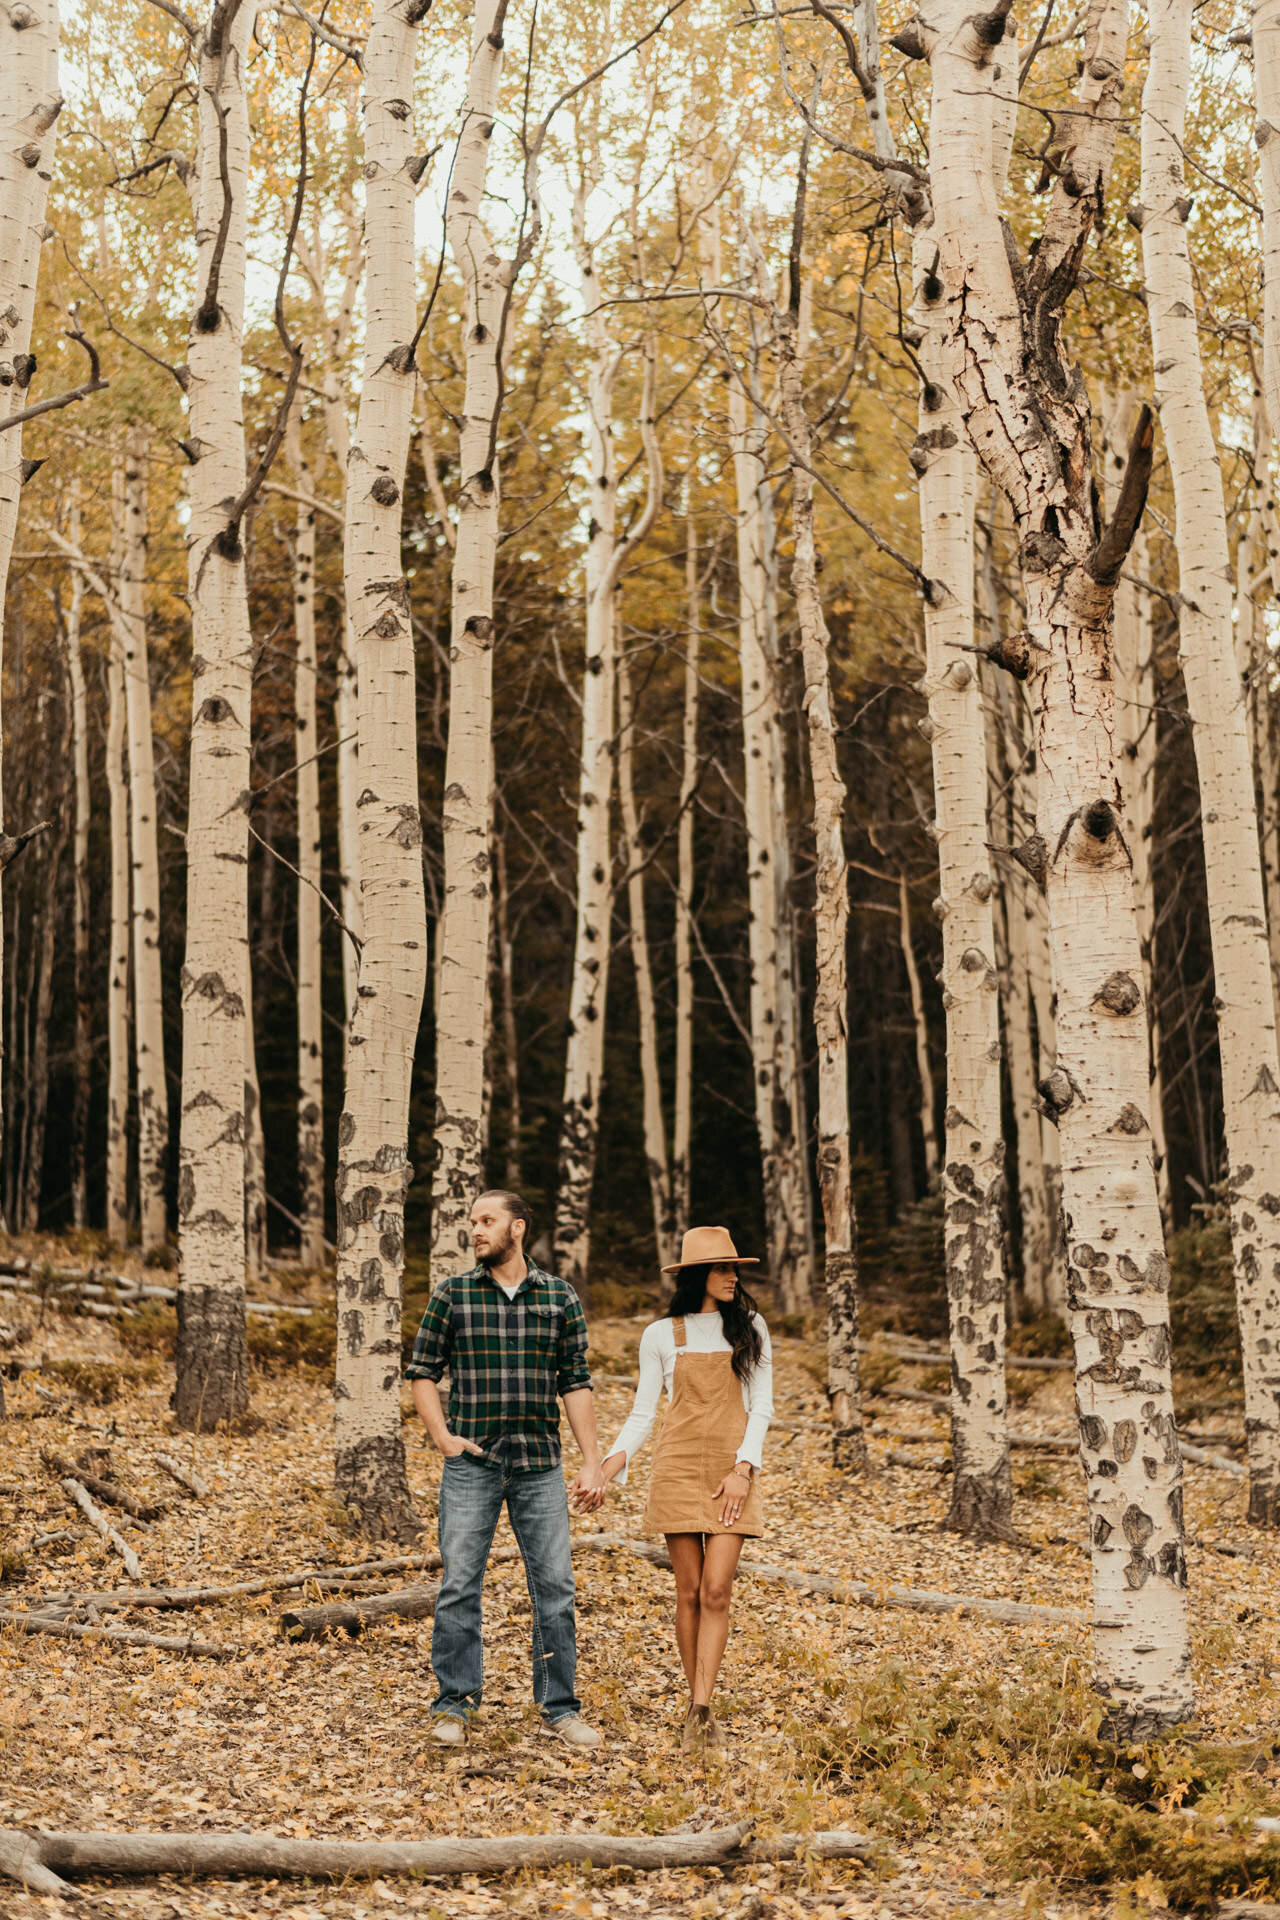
[406,1191,774,1754]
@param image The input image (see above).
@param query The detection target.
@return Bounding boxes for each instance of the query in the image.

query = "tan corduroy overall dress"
[643,1317,764,1538]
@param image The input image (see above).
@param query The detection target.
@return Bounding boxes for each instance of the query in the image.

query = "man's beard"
[482,1222,515,1263]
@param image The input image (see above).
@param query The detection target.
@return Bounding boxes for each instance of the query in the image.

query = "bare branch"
[0,313,108,434]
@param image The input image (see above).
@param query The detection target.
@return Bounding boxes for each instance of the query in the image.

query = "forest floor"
[4,1240,1280,1918]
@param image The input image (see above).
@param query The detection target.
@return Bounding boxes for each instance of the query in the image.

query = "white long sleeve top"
[605,1311,773,1484]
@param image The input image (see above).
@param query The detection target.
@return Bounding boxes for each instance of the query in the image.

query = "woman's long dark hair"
[666,1264,763,1383]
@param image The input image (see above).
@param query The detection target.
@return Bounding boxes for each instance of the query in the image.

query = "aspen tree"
[21,801,61,1228]
[431,0,508,1285]
[105,566,130,1247]
[1141,0,1280,1524]
[0,0,61,1176]
[768,199,865,1467]
[1103,394,1170,1225]
[897,0,1192,1728]
[672,474,699,1239]
[493,828,521,1187]
[897,875,940,1185]
[121,430,169,1252]
[244,996,266,1282]
[289,408,325,1268]
[64,510,90,1231]
[910,183,1012,1536]
[1241,408,1280,987]
[333,0,428,1537]
[1259,0,1280,454]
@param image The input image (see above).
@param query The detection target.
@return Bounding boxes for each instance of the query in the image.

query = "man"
[406,1189,606,1750]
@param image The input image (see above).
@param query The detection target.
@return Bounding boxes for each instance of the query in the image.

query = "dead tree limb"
[575,1536,1082,1627]
[0,1612,229,1657]
[42,1451,165,1520]
[0,1820,873,1891]
[62,1479,141,1578]
[0,820,52,871]
[281,1582,440,1640]
[154,1452,210,1498]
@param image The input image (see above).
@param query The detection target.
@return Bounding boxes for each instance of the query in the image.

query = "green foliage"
[40,1357,158,1404]
[1168,1218,1241,1382]
[858,1338,901,1397]
[115,1304,177,1360]
[246,1311,335,1373]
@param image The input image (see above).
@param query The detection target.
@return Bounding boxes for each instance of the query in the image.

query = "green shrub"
[41,1358,159,1404]
[116,1303,177,1360]
[246,1310,334,1372]
[1168,1218,1240,1381]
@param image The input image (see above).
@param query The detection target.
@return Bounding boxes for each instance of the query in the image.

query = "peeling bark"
[430,0,508,1288]
[332,0,426,1538]
[918,0,1192,1728]
[1142,0,1280,1527]
[175,0,257,1427]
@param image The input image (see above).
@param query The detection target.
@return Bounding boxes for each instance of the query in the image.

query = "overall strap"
[672,1317,687,1349]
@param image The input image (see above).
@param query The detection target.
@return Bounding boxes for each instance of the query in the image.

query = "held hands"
[569,1462,608,1513]
[715,1465,752,1526]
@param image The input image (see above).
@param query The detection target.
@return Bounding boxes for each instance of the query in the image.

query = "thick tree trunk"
[0,0,61,1194]
[1142,0,1280,1526]
[1104,394,1170,1226]
[65,514,91,1231]
[121,429,169,1252]
[174,0,257,1430]
[618,644,677,1270]
[910,220,1012,1539]
[774,289,864,1469]
[333,0,426,1538]
[290,410,325,1268]
[917,0,1192,1731]
[106,486,131,1248]
[672,482,699,1238]
[430,0,507,1287]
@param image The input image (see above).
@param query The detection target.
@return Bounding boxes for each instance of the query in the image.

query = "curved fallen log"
[576,1535,1082,1627]
[281,1581,440,1640]
[0,1821,872,1891]
[0,1611,230,1657]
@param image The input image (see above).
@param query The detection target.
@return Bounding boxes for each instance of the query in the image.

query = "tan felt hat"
[660,1225,760,1274]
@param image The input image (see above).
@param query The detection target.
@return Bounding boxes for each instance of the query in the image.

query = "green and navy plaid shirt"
[404,1259,592,1474]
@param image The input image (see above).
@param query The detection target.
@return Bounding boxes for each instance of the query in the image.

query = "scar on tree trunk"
[333,1434,420,1544]
[174,1285,247,1431]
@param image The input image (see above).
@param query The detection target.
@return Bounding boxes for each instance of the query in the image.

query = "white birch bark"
[1242,408,1280,996]
[333,0,427,1537]
[1142,0,1280,1525]
[1258,0,1280,460]
[121,429,169,1252]
[672,478,699,1239]
[0,0,60,1188]
[174,0,257,1429]
[65,502,91,1231]
[1103,394,1170,1226]
[910,204,1012,1537]
[911,0,1192,1728]
[898,873,940,1185]
[105,522,130,1248]
[430,0,506,1286]
[773,280,864,1468]
[289,408,326,1269]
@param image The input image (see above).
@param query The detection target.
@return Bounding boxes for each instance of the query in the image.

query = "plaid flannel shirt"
[404,1259,592,1474]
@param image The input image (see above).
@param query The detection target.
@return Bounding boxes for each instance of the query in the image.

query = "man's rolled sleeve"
[404,1289,452,1382]
[556,1286,592,1396]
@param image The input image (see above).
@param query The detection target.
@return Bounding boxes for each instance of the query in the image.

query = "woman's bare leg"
[665,1533,705,1693]
[692,1533,744,1706]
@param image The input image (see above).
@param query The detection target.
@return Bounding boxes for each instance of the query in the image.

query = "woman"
[600,1226,773,1750]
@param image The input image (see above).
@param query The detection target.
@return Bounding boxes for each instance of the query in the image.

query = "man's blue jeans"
[431,1454,580,1725]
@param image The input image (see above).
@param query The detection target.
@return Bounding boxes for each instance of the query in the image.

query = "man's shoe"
[544,1715,601,1751]
[682,1704,711,1752]
[429,1715,466,1747]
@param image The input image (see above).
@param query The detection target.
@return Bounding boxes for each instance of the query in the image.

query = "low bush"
[40,1357,159,1404]
[246,1310,334,1372]
[116,1303,176,1360]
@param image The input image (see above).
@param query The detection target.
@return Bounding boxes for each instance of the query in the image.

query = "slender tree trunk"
[1104,394,1171,1227]
[333,0,427,1539]
[910,216,1012,1538]
[65,512,91,1231]
[1142,0,1280,1525]
[1243,406,1280,999]
[493,826,521,1188]
[773,270,864,1468]
[914,0,1192,1729]
[106,595,131,1248]
[0,0,61,1193]
[1259,0,1280,458]
[121,429,170,1252]
[617,646,677,1270]
[897,874,940,1185]
[174,0,258,1430]
[672,480,699,1239]
[290,409,326,1267]
[430,0,507,1286]
[244,984,266,1283]
[22,802,62,1231]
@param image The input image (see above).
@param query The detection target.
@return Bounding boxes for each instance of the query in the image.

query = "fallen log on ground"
[281,1582,441,1640]
[874,1340,1072,1373]
[154,1452,210,1498]
[0,1611,230,1657]
[28,1548,513,1618]
[62,1478,141,1579]
[42,1450,165,1520]
[575,1535,1082,1627]
[0,1820,871,1891]
[1179,1440,1246,1477]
